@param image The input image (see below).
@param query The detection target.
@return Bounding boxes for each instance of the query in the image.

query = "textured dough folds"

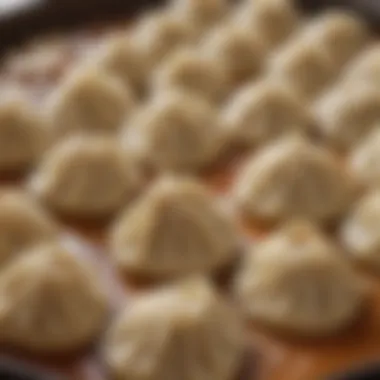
[235,221,366,336]
[0,243,108,352]
[110,177,239,278]
[105,276,244,380]
[233,135,356,225]
[124,90,225,172]
[29,135,142,218]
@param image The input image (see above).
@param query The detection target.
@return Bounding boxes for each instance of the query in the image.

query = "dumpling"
[0,91,50,172]
[233,0,299,49]
[200,24,265,87]
[222,79,314,147]
[0,191,58,268]
[235,221,366,336]
[29,135,142,219]
[342,45,380,86]
[340,191,380,270]
[301,11,369,69]
[269,38,335,99]
[314,83,380,152]
[94,34,149,96]
[152,48,228,104]
[123,90,226,173]
[348,128,380,189]
[49,67,134,137]
[104,276,244,380]
[233,134,357,226]
[0,243,108,352]
[169,0,228,34]
[133,10,195,65]
[110,177,239,279]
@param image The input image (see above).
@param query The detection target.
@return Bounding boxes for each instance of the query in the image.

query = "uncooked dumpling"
[343,45,380,86]
[235,221,366,336]
[123,90,226,172]
[301,11,369,69]
[314,83,380,151]
[105,276,244,380]
[133,11,195,65]
[340,191,380,270]
[0,91,50,171]
[0,243,108,352]
[29,135,142,218]
[270,38,335,99]
[153,48,228,104]
[200,24,265,87]
[0,191,58,268]
[222,79,314,147]
[94,34,149,95]
[349,128,380,189]
[49,67,134,137]
[233,134,357,225]
[233,0,299,49]
[169,0,228,34]
[110,177,239,278]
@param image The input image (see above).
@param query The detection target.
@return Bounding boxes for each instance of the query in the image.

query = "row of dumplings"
[0,186,372,375]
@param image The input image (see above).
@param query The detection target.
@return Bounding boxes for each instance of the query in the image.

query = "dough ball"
[0,92,50,172]
[343,45,380,86]
[49,67,134,137]
[0,191,58,268]
[235,221,366,336]
[340,190,380,270]
[233,0,299,49]
[301,11,369,69]
[233,134,357,226]
[0,243,108,352]
[94,34,149,95]
[29,135,142,219]
[169,0,228,34]
[133,10,195,65]
[348,128,380,189]
[270,38,336,99]
[222,79,314,147]
[110,176,239,279]
[123,90,226,173]
[314,83,380,152]
[200,24,265,87]
[152,48,228,104]
[105,276,244,380]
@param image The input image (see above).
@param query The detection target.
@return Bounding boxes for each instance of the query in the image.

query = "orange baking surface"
[1,15,380,380]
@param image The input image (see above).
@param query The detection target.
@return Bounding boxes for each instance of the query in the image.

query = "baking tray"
[1,0,380,379]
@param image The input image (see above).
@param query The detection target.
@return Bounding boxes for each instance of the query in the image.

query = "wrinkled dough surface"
[302,11,368,68]
[49,68,134,137]
[223,80,314,146]
[133,11,195,65]
[0,191,58,268]
[315,84,380,151]
[124,91,225,172]
[340,191,380,269]
[349,128,380,188]
[201,25,265,86]
[233,135,356,225]
[153,48,228,103]
[235,221,365,336]
[105,277,244,380]
[0,95,49,171]
[233,0,299,49]
[110,177,238,278]
[29,135,141,217]
[169,0,228,34]
[0,243,108,352]
[270,39,335,98]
